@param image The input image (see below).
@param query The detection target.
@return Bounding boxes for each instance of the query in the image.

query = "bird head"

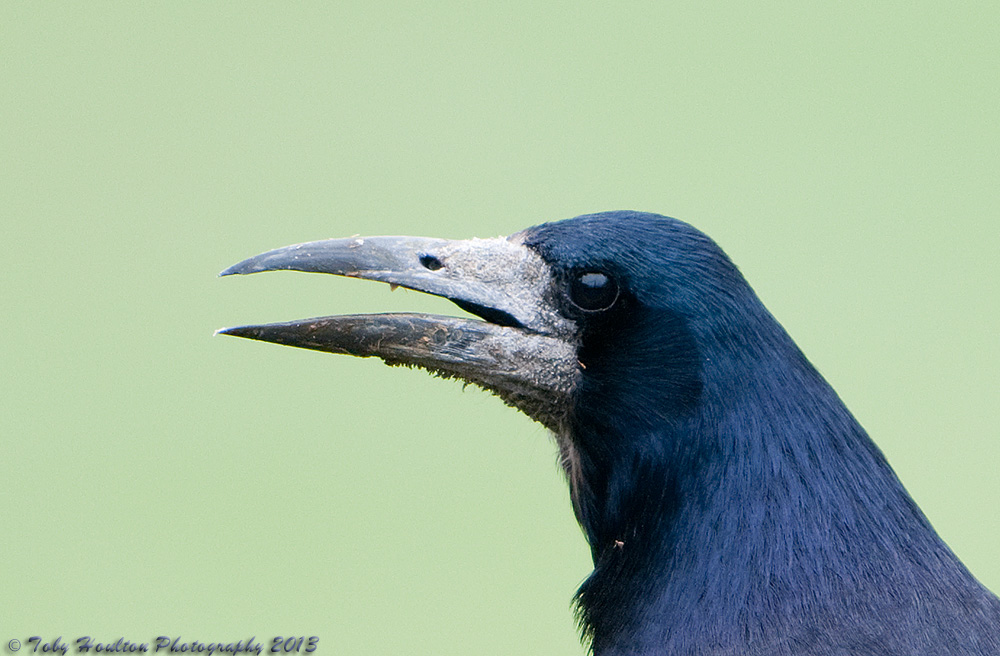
[218,211,790,552]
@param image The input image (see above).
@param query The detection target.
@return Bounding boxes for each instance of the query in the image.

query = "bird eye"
[568,271,619,312]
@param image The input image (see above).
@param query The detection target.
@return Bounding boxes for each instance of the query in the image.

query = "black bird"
[220,211,1000,655]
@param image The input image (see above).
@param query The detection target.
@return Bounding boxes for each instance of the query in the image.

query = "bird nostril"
[419,254,444,271]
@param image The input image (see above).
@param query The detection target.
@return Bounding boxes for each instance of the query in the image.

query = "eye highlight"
[568,271,619,312]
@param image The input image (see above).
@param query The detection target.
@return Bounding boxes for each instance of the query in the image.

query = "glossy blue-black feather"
[520,211,1000,655]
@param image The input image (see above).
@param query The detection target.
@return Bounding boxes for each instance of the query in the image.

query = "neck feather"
[570,320,958,652]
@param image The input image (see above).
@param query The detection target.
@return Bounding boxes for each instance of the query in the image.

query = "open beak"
[217,234,580,429]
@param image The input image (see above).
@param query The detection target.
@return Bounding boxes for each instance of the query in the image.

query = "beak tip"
[215,326,248,338]
[219,262,251,277]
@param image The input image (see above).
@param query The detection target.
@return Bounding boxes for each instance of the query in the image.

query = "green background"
[3,3,997,654]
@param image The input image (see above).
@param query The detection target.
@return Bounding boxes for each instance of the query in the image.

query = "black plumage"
[221,211,1000,655]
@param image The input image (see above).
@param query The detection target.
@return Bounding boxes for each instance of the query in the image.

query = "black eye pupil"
[569,271,619,311]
